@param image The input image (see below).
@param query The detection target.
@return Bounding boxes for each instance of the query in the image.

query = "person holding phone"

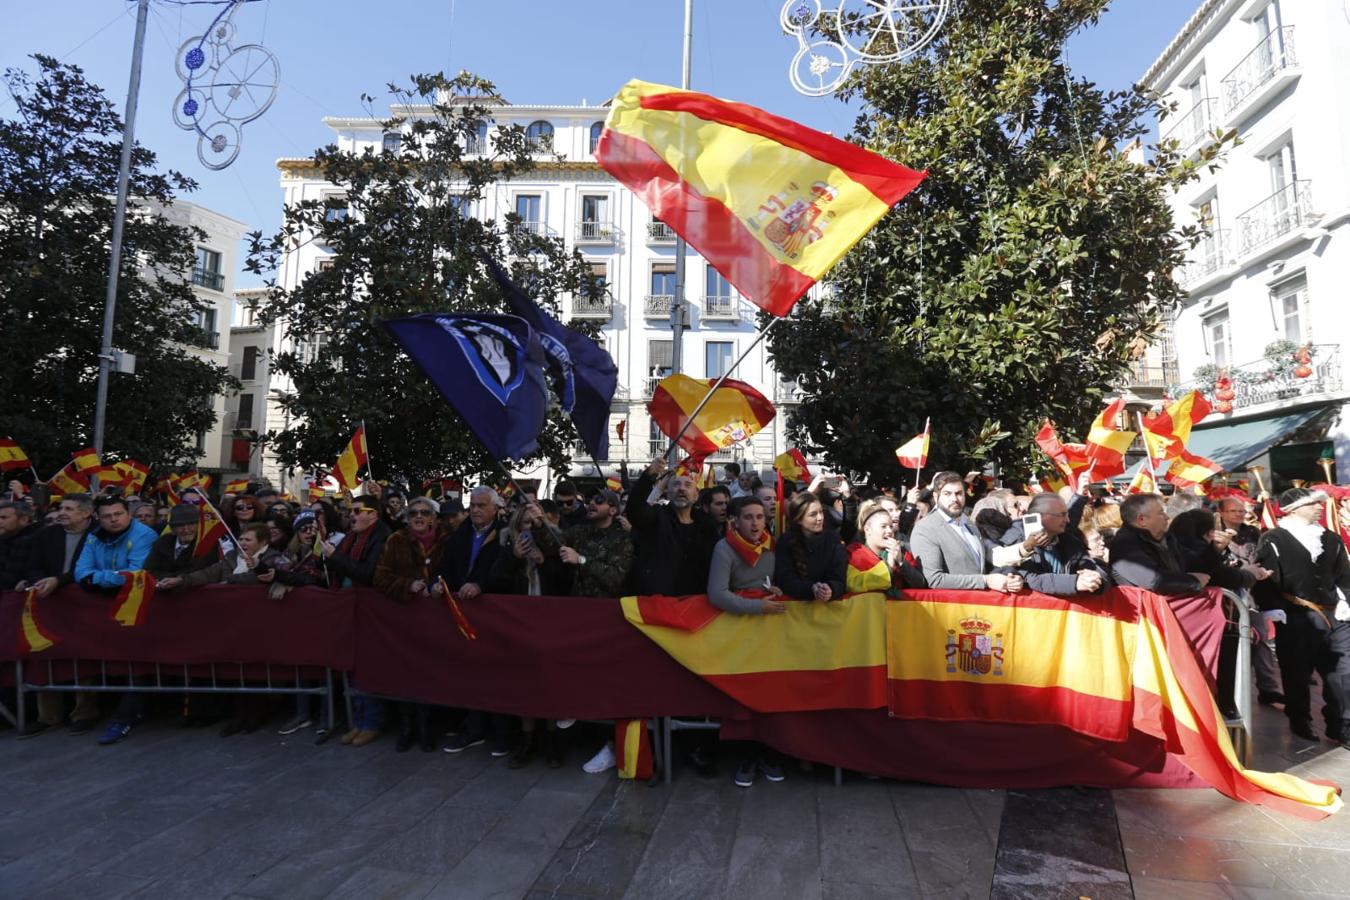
[997,494,1108,596]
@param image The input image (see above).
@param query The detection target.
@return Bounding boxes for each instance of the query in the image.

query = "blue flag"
[382,312,548,461]
[480,255,619,461]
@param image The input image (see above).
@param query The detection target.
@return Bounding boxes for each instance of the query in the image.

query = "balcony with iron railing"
[1236,181,1313,255]
[1222,26,1298,119]
[647,221,677,243]
[511,220,548,236]
[192,268,225,291]
[775,379,806,403]
[570,291,613,319]
[576,221,616,243]
[703,295,738,320]
[1126,360,1180,389]
[1161,97,1219,155]
[1172,343,1342,413]
[642,376,667,398]
[644,294,674,317]
[1176,229,1233,288]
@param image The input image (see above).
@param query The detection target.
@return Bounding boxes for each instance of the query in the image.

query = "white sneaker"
[582,743,616,774]
[555,719,576,730]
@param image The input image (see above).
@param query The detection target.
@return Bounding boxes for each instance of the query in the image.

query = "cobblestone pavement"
[1,701,1347,899]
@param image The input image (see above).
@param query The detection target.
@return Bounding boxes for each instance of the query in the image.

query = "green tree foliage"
[768,0,1228,485]
[0,56,235,474]
[246,72,600,484]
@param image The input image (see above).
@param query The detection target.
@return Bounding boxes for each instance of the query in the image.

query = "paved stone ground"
[1,701,1347,899]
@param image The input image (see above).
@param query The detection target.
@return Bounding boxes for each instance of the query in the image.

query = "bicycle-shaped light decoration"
[172,0,279,170]
[782,0,950,97]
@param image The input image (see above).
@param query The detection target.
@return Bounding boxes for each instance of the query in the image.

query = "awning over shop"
[1120,406,1328,480]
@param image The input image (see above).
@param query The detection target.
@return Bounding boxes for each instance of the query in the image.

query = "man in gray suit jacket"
[911,471,1023,593]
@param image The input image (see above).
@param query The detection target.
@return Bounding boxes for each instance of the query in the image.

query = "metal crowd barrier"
[14,659,337,736]
[1221,588,1255,767]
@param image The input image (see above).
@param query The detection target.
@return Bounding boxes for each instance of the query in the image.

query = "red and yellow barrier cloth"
[17,589,58,654]
[596,79,925,317]
[0,585,1338,817]
[621,593,888,712]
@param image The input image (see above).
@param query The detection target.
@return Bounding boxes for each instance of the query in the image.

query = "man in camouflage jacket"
[559,488,634,598]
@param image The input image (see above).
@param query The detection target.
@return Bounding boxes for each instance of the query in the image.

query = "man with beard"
[1255,488,1350,747]
[625,457,720,595]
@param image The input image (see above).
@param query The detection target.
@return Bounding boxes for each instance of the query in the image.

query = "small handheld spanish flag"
[110,571,157,628]
[438,577,478,640]
[332,425,369,491]
[894,419,931,470]
[0,438,32,472]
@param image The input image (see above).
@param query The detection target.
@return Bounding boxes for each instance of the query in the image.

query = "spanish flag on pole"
[649,374,774,458]
[1164,448,1224,490]
[1082,398,1136,481]
[0,438,31,472]
[223,477,250,495]
[70,447,101,472]
[1034,421,1089,481]
[774,448,812,484]
[1127,466,1158,495]
[332,425,369,491]
[596,79,926,317]
[894,421,931,469]
[47,462,90,499]
[114,460,150,494]
[1142,390,1211,462]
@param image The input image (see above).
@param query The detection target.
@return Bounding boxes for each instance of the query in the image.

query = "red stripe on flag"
[597,129,817,316]
[894,589,1139,618]
[637,91,926,203]
[634,594,722,633]
[887,680,1132,742]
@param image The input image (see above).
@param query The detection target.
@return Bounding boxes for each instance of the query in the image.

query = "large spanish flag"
[110,571,157,628]
[887,588,1341,819]
[596,79,926,316]
[1164,447,1224,490]
[1035,421,1089,481]
[621,593,888,711]
[648,374,775,458]
[332,425,369,491]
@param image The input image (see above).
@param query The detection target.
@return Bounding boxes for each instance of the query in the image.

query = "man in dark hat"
[145,504,219,577]
[439,497,466,534]
[1255,487,1350,746]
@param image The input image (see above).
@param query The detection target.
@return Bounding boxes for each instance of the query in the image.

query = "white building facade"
[1144,0,1350,488]
[254,101,801,491]
[144,198,250,475]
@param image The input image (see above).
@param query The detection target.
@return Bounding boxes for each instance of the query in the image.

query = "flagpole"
[492,459,530,507]
[360,420,375,485]
[666,0,695,463]
[1135,411,1159,487]
[664,317,779,457]
[913,417,930,492]
[185,487,241,552]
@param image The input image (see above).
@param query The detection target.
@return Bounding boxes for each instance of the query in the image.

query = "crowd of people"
[1,459,1348,787]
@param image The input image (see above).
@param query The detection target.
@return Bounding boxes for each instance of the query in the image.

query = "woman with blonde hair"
[846,499,926,594]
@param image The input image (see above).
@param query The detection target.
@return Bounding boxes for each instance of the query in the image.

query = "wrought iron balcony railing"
[1176,229,1232,287]
[571,292,613,318]
[1222,27,1297,115]
[1171,344,1341,412]
[192,268,225,291]
[576,221,616,243]
[647,222,677,243]
[1162,97,1219,154]
[644,294,674,317]
[703,295,738,320]
[1236,181,1313,254]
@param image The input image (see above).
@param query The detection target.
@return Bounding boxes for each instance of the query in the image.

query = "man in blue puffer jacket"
[74,495,158,590]
[72,495,159,745]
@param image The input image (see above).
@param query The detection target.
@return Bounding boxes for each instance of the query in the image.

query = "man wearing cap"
[1255,487,1350,747]
[439,497,467,535]
[559,488,634,599]
[145,504,220,578]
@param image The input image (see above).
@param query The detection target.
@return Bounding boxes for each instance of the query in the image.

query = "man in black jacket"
[1254,487,1350,746]
[15,493,99,735]
[321,496,390,587]
[0,499,42,590]
[624,456,720,595]
[144,504,219,578]
[998,493,1107,596]
[437,486,513,755]
[1108,493,1211,596]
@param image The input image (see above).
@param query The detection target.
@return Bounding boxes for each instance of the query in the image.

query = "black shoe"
[1291,720,1317,741]
[688,745,717,778]
[18,721,52,739]
[396,731,416,753]
[421,731,437,753]
[1258,692,1286,706]
[68,718,98,735]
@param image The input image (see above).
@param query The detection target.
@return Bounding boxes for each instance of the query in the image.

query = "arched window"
[525,120,554,150]
[589,121,604,155]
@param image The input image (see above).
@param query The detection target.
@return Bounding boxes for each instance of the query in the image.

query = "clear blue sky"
[6,0,1199,284]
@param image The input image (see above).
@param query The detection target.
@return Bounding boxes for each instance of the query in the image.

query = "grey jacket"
[910,510,988,590]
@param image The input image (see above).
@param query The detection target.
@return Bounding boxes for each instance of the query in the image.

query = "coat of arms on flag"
[945,617,1004,677]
